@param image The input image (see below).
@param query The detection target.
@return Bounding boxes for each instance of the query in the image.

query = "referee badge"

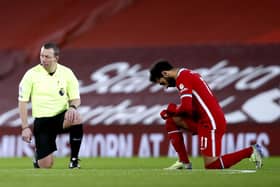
[59,88,65,96]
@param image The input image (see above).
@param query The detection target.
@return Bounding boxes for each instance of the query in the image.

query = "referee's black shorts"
[33,110,69,160]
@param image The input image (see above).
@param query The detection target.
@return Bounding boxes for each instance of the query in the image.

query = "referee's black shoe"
[33,158,40,168]
[69,157,81,169]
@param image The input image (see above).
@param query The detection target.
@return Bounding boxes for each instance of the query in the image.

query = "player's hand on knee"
[160,109,169,120]
[166,103,178,115]
[160,103,178,120]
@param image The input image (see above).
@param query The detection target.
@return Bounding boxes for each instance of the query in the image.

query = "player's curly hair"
[149,59,173,83]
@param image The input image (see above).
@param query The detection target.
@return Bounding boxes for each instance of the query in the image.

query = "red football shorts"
[198,126,225,157]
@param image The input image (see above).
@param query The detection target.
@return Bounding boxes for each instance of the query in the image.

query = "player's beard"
[166,77,176,87]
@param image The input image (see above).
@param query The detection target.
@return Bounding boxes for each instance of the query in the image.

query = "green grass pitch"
[0,157,279,187]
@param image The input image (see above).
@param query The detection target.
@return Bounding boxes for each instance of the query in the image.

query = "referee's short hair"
[42,42,60,56]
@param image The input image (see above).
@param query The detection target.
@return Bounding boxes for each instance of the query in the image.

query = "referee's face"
[40,47,58,72]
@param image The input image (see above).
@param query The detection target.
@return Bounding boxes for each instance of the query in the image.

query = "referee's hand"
[22,127,32,143]
[65,107,80,124]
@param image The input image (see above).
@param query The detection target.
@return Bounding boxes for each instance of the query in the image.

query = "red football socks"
[206,146,253,169]
[165,118,190,164]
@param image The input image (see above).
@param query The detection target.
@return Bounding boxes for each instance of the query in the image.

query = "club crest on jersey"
[179,83,184,90]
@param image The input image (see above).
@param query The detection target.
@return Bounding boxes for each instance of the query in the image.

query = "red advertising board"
[0,45,279,157]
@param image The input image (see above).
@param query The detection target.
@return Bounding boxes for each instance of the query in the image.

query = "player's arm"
[173,95,192,119]
[177,94,192,116]
[176,72,193,116]
[162,95,192,118]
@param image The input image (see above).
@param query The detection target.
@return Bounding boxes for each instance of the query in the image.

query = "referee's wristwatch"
[22,126,29,130]
[69,105,77,110]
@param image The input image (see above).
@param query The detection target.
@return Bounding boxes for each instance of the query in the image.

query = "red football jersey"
[176,68,226,132]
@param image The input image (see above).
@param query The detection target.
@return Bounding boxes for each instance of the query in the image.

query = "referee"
[18,42,83,169]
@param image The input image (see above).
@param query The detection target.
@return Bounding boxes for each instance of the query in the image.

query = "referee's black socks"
[69,124,83,159]
[33,152,40,168]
